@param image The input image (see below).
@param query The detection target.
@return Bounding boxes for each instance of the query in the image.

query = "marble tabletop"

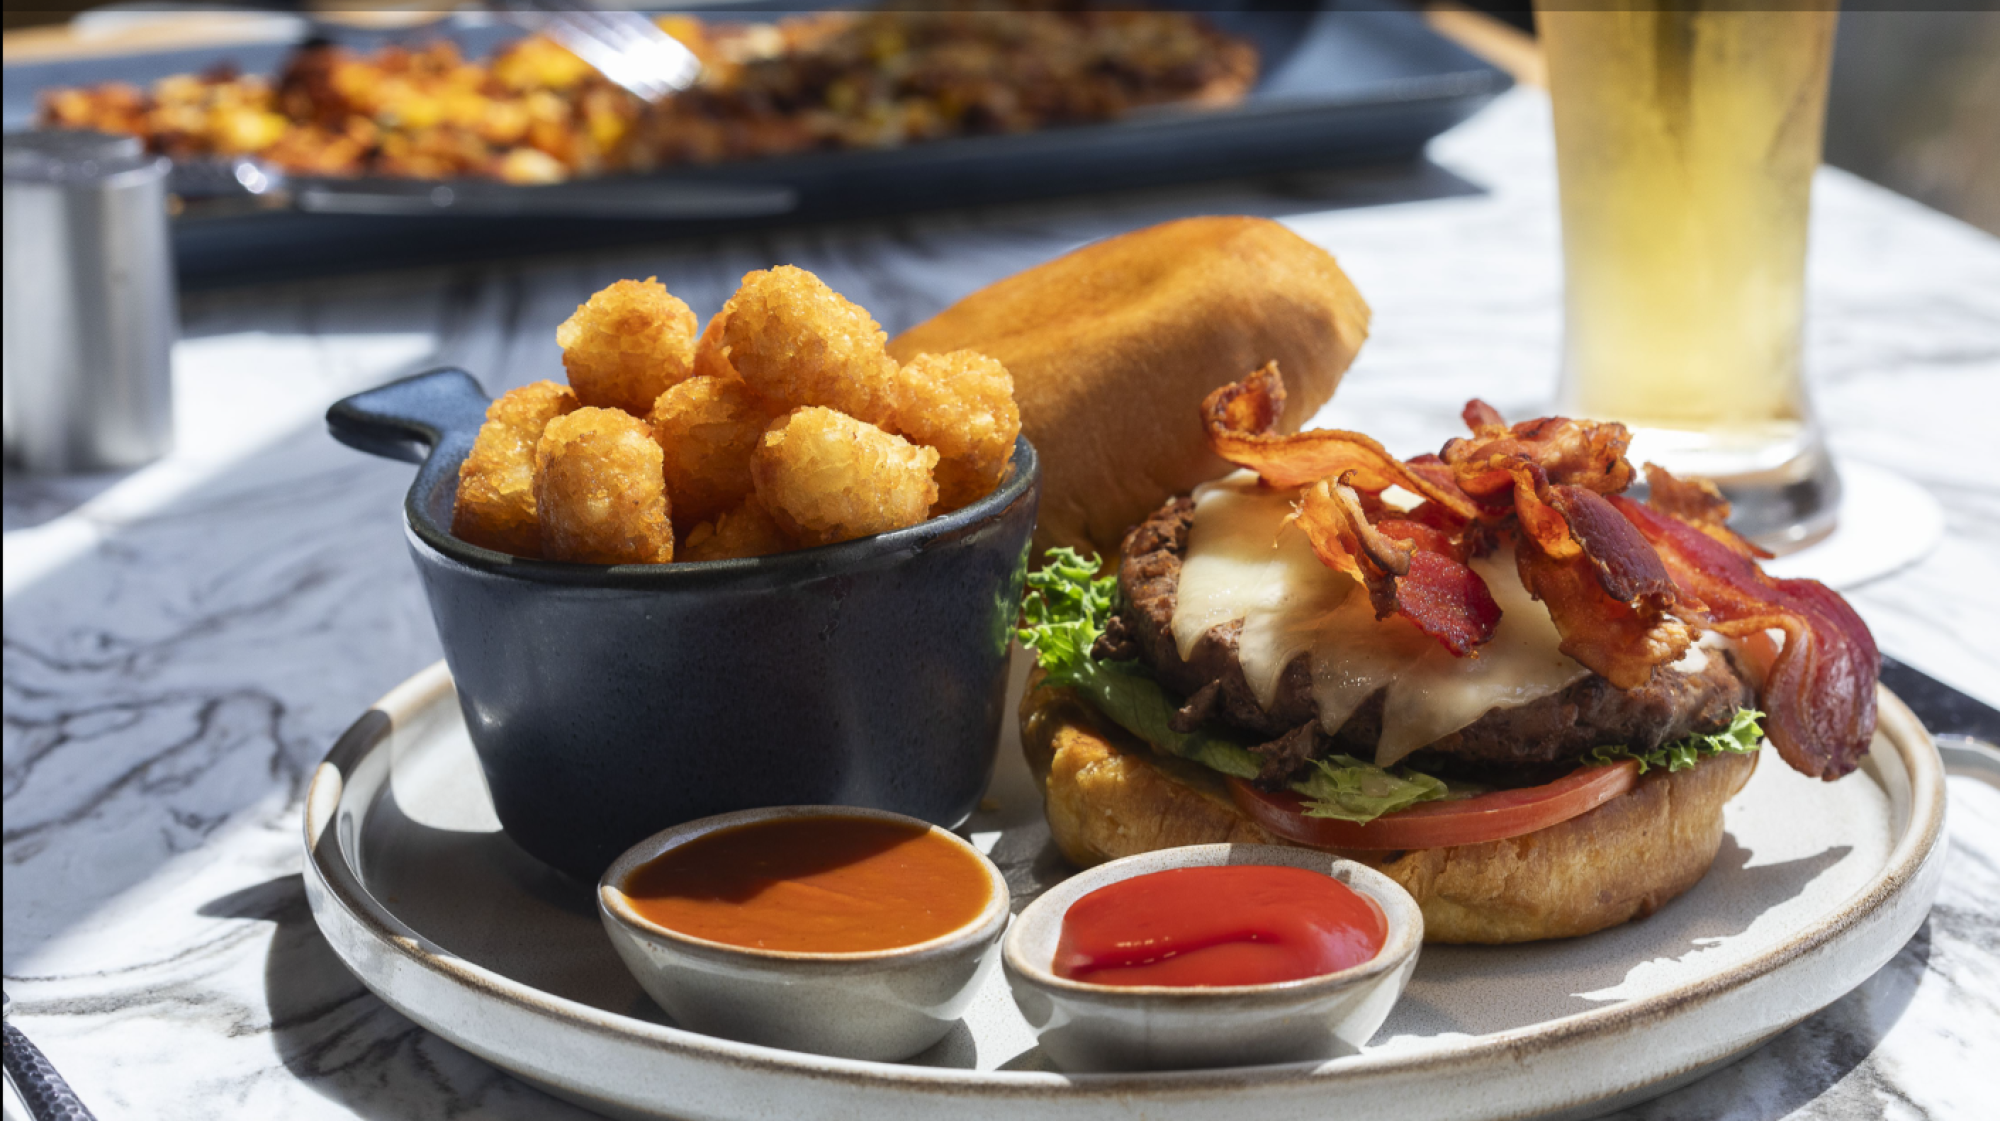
[5,87,1998,1121]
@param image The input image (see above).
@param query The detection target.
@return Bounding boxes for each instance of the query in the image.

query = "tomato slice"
[1230,760,1641,851]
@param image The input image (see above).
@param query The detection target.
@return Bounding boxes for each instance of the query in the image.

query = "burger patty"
[1094,497,1757,785]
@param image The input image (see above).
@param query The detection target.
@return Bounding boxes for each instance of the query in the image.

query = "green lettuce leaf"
[1583,708,1765,774]
[1019,549,1261,780]
[1017,548,1117,686]
[1288,755,1450,822]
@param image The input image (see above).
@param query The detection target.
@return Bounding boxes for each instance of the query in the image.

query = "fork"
[495,0,702,101]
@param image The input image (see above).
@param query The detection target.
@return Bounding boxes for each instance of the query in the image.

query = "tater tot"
[682,494,793,562]
[885,350,1021,511]
[534,407,675,563]
[719,266,899,421]
[690,308,736,382]
[452,380,580,556]
[751,407,939,546]
[649,375,775,530]
[556,278,698,415]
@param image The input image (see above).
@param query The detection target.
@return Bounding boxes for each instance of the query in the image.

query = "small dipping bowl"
[1003,844,1423,1072]
[600,805,1011,1061]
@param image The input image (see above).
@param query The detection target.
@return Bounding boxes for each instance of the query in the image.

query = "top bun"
[888,216,1370,559]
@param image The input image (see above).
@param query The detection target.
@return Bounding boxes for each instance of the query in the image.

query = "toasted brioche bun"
[887,217,1369,560]
[1020,679,1759,944]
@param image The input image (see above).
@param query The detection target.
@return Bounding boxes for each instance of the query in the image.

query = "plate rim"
[302,659,1946,1105]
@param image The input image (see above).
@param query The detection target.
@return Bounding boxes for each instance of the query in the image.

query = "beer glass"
[1540,4,1840,549]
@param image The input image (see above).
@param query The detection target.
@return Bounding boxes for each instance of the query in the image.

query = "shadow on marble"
[2,466,138,532]
[1259,159,1488,209]
[180,154,1489,296]
[715,157,1489,337]
[1,409,435,964]
[436,156,1488,349]
[200,873,602,1121]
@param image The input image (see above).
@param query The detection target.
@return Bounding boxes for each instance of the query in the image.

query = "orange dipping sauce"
[618,816,993,953]
[1053,866,1386,988]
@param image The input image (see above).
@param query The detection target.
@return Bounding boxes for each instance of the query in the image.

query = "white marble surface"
[4,87,1998,1120]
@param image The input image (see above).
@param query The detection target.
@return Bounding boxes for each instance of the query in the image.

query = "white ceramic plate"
[302,655,1945,1121]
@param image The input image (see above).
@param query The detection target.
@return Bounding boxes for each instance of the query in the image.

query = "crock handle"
[326,367,491,465]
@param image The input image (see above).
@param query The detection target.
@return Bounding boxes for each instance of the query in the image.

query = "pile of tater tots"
[451,267,1021,564]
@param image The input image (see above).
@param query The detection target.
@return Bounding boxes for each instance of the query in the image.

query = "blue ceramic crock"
[327,368,1040,881]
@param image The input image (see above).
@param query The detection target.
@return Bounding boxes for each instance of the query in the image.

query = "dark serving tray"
[3,3,1508,288]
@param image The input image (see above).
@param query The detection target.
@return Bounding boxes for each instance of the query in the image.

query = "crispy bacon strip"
[1517,545,1693,690]
[1769,578,1883,774]
[1462,398,1508,435]
[1612,495,1879,780]
[1396,550,1504,657]
[1502,462,1580,559]
[1433,402,1690,687]
[1553,485,1680,611]
[1642,463,1730,528]
[1211,357,1288,436]
[1512,483,1692,688]
[1643,463,1774,560]
[1402,454,1466,509]
[1193,372,1878,777]
[1202,365,1481,521]
[1288,478,1385,587]
[1375,518,1459,561]
[1288,478,1501,656]
[1443,405,1638,500]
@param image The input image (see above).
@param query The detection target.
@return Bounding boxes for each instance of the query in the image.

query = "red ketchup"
[1051,865,1386,987]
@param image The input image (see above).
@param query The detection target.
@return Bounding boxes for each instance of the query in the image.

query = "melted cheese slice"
[1171,471,1590,767]
[1170,472,1301,662]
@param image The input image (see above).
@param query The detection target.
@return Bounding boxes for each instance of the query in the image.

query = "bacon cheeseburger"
[1018,364,1880,944]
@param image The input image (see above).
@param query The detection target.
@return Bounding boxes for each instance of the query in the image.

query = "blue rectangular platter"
[3,3,1509,288]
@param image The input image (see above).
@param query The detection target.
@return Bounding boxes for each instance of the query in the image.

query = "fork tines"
[509,1,701,102]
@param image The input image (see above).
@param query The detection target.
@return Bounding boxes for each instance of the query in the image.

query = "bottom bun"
[1020,681,1758,944]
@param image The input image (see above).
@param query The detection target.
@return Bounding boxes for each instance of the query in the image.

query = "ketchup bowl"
[1002,844,1423,1072]
[598,805,1010,1062]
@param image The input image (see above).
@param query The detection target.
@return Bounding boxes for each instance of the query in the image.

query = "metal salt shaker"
[3,130,178,473]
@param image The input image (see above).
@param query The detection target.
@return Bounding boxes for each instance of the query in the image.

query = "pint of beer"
[1540,4,1840,545]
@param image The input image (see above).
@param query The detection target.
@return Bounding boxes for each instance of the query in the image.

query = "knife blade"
[1880,654,2000,743]
[1880,655,2000,791]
